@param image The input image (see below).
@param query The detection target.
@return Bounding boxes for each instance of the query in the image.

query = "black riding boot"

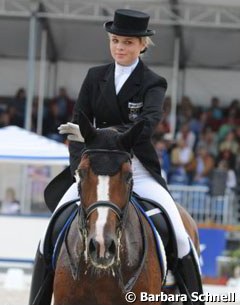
[29,201,79,305]
[175,249,204,305]
[28,245,54,305]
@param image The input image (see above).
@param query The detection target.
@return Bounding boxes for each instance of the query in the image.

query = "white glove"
[58,122,85,142]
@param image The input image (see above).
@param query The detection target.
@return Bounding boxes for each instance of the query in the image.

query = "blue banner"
[198,228,226,277]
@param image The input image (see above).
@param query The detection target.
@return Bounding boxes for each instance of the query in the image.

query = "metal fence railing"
[168,185,238,225]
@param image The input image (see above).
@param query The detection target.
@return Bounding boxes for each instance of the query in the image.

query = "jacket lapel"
[99,63,122,122]
[117,59,143,105]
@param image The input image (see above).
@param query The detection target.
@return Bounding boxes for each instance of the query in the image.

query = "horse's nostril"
[108,240,116,255]
[89,238,98,253]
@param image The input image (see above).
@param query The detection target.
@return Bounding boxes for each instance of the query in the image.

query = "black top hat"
[104,9,155,37]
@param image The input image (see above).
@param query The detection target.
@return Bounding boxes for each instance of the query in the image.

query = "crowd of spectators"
[0,87,74,142]
[153,96,240,192]
[0,87,240,192]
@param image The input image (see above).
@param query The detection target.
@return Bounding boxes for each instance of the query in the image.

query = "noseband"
[82,201,126,223]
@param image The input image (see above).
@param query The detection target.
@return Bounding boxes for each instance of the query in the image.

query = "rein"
[116,199,148,293]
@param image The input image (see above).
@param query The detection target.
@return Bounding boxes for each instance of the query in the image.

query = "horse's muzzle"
[88,235,117,269]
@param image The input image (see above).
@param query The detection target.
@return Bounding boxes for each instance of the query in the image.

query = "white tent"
[0,126,69,213]
[0,126,69,165]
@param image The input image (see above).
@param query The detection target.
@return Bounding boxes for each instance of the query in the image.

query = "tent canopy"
[0,126,69,165]
[1,0,240,70]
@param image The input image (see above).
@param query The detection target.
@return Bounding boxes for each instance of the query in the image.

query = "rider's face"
[109,34,146,66]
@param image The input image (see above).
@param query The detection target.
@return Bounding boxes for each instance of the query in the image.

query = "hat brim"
[104,21,155,37]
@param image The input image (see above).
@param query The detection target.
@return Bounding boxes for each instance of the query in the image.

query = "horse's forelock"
[81,127,131,176]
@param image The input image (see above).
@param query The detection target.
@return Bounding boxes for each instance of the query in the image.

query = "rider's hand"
[58,122,85,142]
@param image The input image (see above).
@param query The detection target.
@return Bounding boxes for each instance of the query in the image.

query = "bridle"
[65,148,147,293]
[77,148,133,256]
[78,149,133,224]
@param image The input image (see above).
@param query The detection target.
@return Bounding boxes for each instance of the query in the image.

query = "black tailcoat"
[45,59,168,211]
[70,59,168,189]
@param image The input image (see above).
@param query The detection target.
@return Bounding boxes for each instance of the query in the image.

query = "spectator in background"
[219,130,239,156]
[8,88,26,127]
[177,96,194,128]
[188,110,208,142]
[197,127,218,157]
[0,187,20,214]
[217,111,237,143]
[206,96,223,131]
[52,87,74,123]
[43,102,65,142]
[217,149,236,171]
[192,144,215,186]
[169,138,195,185]
[228,99,240,119]
[209,97,223,120]
[43,87,74,140]
[217,160,237,190]
[176,122,196,149]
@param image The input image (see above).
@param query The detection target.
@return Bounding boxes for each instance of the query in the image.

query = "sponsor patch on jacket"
[128,101,143,121]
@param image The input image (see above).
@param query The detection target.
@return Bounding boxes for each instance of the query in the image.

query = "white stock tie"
[114,59,139,94]
[115,69,131,94]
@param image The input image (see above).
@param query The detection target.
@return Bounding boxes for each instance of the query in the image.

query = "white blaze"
[95,176,110,257]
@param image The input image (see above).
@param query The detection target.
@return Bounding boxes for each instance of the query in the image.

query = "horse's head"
[76,112,144,270]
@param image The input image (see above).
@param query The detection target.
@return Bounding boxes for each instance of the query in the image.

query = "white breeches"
[40,157,191,258]
[132,157,190,258]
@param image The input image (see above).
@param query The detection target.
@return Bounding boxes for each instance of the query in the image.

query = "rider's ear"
[78,110,97,143]
[119,120,145,151]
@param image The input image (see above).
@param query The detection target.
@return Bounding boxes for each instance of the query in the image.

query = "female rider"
[29,9,204,305]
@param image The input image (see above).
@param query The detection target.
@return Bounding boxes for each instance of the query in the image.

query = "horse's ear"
[119,120,145,151]
[78,110,97,143]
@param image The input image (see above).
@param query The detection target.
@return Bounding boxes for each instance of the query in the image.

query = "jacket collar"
[99,64,122,121]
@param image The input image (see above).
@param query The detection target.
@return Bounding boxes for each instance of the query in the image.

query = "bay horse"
[53,113,200,305]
